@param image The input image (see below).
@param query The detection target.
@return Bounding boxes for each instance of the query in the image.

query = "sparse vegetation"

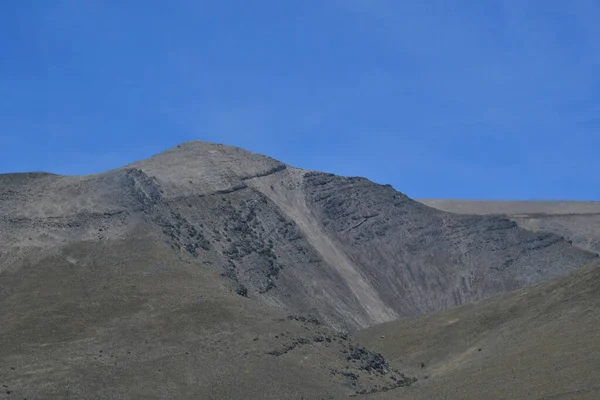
[235,284,248,297]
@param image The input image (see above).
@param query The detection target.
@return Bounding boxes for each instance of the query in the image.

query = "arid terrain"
[1,141,598,399]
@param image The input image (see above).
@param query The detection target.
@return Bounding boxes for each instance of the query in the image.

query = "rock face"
[1,141,597,331]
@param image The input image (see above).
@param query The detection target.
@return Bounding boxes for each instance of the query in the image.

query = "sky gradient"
[1,1,599,200]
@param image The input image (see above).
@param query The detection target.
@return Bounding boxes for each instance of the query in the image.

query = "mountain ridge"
[419,199,600,255]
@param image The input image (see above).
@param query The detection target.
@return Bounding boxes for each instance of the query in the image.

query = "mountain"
[419,199,600,254]
[357,259,600,400]
[0,141,597,398]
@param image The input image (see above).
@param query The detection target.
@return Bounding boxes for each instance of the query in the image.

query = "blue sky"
[1,1,599,200]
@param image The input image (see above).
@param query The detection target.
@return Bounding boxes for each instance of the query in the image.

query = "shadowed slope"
[301,173,595,318]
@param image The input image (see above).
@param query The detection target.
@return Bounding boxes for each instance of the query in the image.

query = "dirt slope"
[357,260,600,400]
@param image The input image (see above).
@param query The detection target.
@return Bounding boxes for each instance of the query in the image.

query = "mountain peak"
[124,141,288,197]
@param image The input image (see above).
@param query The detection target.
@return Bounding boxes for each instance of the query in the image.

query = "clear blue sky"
[1,1,599,200]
